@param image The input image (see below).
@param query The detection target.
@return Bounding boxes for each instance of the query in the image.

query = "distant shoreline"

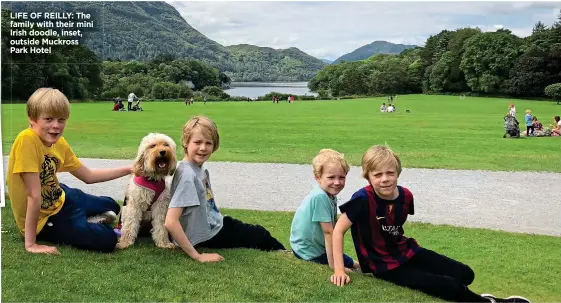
[229,82,309,88]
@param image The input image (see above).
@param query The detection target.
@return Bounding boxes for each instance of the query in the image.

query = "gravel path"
[3,157,560,236]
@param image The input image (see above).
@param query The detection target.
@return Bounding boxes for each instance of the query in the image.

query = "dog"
[116,133,177,249]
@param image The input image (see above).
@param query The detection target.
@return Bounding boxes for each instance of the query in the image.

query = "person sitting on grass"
[329,145,531,303]
[164,116,286,263]
[6,87,132,255]
[532,116,543,131]
[380,103,387,112]
[289,149,360,272]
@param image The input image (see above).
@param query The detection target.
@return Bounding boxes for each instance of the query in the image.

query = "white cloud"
[168,1,559,60]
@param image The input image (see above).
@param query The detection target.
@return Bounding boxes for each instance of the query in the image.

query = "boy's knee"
[102,197,121,214]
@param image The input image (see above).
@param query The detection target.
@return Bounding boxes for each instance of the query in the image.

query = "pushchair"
[503,114,520,138]
[131,99,144,111]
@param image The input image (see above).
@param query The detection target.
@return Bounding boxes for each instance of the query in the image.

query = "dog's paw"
[116,241,131,250]
[156,241,176,249]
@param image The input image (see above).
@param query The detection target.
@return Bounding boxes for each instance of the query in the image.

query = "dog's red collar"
[133,176,165,204]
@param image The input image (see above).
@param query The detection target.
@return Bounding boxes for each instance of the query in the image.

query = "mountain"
[321,59,334,64]
[333,41,417,64]
[226,45,327,81]
[2,1,231,63]
[2,1,326,81]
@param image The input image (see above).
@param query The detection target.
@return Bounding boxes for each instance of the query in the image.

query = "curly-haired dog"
[117,133,177,249]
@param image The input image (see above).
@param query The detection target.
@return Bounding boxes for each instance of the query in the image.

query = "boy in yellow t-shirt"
[6,87,132,254]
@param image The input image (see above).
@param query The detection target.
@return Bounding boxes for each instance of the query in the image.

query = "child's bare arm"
[164,207,223,263]
[21,172,60,255]
[320,222,335,268]
[70,165,132,184]
[330,213,352,286]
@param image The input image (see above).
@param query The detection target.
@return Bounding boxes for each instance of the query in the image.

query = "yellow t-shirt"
[6,128,82,234]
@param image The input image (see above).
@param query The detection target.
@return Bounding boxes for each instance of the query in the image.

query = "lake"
[225,82,318,99]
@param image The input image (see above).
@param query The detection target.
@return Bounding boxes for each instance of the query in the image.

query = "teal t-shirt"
[289,185,338,260]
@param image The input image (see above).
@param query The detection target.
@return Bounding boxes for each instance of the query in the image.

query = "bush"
[317,90,330,99]
[201,86,224,97]
[177,84,194,99]
[152,82,179,99]
[544,83,561,100]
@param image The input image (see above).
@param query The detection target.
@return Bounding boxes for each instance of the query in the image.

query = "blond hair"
[361,145,402,179]
[525,109,531,114]
[26,87,70,121]
[312,149,350,177]
[181,116,220,154]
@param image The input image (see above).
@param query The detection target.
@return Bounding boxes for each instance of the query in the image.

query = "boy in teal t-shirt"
[290,149,360,272]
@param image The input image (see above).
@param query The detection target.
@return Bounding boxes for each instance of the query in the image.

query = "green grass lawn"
[2,200,560,302]
[2,95,560,172]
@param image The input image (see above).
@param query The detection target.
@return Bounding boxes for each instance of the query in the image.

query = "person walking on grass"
[164,116,286,263]
[6,87,132,255]
[330,145,531,303]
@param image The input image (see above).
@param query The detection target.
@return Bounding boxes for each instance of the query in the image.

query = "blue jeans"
[293,250,355,269]
[37,183,120,253]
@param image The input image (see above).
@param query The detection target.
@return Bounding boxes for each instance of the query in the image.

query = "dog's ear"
[132,152,145,176]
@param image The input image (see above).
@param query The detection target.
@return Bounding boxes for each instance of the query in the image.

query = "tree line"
[309,12,561,101]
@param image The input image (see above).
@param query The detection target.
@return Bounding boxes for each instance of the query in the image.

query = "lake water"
[225,82,318,98]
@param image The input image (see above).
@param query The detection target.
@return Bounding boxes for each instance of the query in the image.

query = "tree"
[544,83,561,104]
[460,31,522,93]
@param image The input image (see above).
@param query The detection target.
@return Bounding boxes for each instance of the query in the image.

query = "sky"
[168,1,560,61]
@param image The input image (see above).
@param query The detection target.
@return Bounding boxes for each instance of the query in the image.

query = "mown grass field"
[2,95,560,172]
[2,200,561,302]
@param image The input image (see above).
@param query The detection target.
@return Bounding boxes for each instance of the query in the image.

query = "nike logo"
[376,216,385,220]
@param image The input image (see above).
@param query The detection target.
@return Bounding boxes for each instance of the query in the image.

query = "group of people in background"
[112,92,143,111]
[380,102,395,113]
[504,102,560,137]
[272,96,294,103]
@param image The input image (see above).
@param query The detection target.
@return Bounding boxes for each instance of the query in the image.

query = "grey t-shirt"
[169,161,224,246]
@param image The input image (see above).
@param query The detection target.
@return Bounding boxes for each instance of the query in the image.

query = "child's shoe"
[481,294,531,303]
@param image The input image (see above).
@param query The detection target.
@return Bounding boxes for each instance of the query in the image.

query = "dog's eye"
[149,144,156,148]
[163,143,169,147]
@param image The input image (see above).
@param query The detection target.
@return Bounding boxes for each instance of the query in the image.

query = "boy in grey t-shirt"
[169,161,223,246]
[165,116,285,263]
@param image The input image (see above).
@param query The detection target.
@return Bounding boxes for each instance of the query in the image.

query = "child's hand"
[196,253,224,263]
[330,270,350,286]
[26,244,60,255]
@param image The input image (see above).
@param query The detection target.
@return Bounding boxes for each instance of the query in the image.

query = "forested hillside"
[226,45,327,82]
[2,1,327,82]
[333,41,417,64]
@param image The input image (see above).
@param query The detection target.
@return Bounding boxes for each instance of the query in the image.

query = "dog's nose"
[159,150,166,156]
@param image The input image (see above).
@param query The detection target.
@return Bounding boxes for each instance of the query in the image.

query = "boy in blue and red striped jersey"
[330,145,530,303]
